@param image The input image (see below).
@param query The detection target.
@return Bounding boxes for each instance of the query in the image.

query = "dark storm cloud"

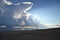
[0,0,33,26]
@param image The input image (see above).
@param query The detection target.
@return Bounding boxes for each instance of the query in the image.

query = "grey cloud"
[0,0,34,27]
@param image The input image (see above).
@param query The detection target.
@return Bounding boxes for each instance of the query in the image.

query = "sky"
[0,0,60,29]
[32,0,60,25]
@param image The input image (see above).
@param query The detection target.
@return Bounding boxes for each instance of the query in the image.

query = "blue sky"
[29,0,60,25]
[0,0,60,29]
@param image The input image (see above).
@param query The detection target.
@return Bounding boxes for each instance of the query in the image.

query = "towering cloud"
[13,2,34,26]
[0,0,34,26]
[22,2,33,21]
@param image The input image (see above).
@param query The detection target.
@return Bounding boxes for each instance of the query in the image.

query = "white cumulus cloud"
[3,0,21,5]
[3,0,12,5]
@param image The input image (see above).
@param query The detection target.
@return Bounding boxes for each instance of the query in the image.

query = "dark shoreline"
[0,28,60,40]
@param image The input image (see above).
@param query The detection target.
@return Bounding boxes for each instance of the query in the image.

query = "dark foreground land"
[0,28,60,40]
